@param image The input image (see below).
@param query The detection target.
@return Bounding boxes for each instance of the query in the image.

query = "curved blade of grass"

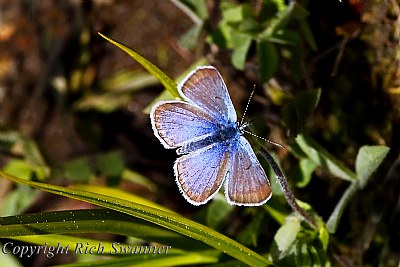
[0,171,272,267]
[70,184,176,213]
[59,252,219,267]
[98,33,179,98]
[1,209,208,250]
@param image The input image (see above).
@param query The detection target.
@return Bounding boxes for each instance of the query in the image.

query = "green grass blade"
[1,209,207,250]
[58,252,219,267]
[0,171,272,267]
[98,33,179,98]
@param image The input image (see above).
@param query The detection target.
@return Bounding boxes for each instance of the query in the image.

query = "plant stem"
[259,147,317,227]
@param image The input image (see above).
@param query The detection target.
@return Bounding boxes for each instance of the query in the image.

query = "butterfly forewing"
[178,66,237,123]
[225,136,272,206]
[150,101,217,149]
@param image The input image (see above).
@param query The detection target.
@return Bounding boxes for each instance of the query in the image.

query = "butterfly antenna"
[240,85,256,126]
[239,86,284,149]
[243,129,285,149]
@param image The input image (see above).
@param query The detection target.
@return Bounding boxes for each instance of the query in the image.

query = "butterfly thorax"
[176,121,240,155]
[215,121,240,142]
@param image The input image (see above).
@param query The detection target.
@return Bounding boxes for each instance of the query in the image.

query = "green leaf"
[296,242,312,267]
[95,151,125,178]
[180,24,203,50]
[318,226,330,251]
[270,0,287,12]
[272,215,302,259]
[271,29,300,45]
[237,211,265,247]
[260,1,310,41]
[0,185,39,217]
[74,93,132,113]
[100,70,159,92]
[98,33,179,98]
[0,171,273,267]
[206,194,235,229]
[355,145,389,188]
[295,134,357,181]
[299,20,317,51]
[292,158,318,188]
[121,169,157,193]
[179,0,209,20]
[64,158,94,182]
[3,160,45,181]
[231,34,252,70]
[258,40,279,82]
[326,182,358,234]
[221,3,253,23]
[263,197,289,225]
[260,151,284,196]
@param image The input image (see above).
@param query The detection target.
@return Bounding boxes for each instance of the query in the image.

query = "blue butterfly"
[150,66,272,206]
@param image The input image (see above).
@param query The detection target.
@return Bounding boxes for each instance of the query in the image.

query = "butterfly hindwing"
[225,136,272,206]
[174,142,230,205]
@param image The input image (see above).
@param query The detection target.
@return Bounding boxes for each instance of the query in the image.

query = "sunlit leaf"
[0,185,40,217]
[3,160,46,181]
[355,145,389,188]
[272,215,301,259]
